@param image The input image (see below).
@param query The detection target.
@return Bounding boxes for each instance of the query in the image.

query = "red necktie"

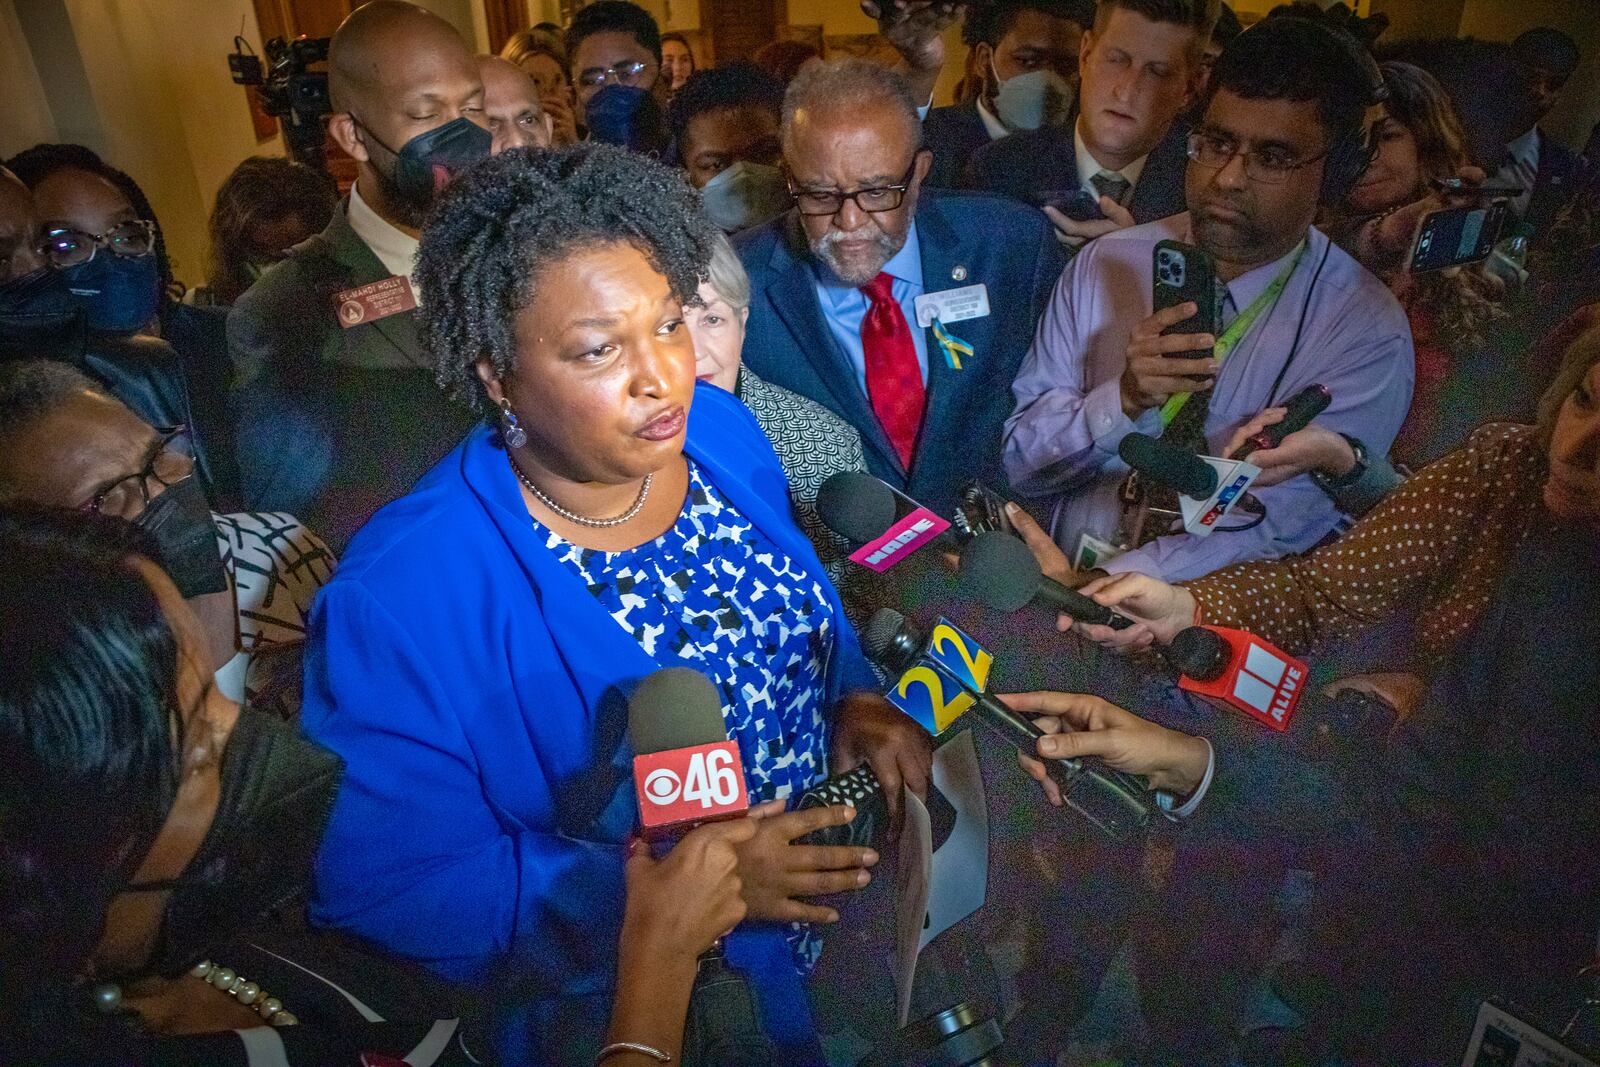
[859,272,925,469]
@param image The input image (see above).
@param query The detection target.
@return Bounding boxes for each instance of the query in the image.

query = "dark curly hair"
[666,61,784,144]
[207,156,336,306]
[416,143,718,412]
[961,0,1093,48]
[5,144,175,300]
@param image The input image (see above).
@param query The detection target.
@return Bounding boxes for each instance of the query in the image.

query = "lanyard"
[1159,239,1307,427]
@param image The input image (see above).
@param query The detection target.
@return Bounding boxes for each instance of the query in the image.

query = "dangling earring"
[497,397,528,449]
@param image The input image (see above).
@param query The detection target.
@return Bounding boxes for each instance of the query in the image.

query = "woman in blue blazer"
[300,145,932,1065]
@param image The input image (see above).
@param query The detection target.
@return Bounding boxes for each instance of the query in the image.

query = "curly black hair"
[961,0,1093,48]
[666,61,785,144]
[5,144,174,300]
[416,143,718,412]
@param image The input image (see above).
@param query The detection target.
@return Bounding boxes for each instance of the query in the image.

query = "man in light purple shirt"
[1004,16,1414,582]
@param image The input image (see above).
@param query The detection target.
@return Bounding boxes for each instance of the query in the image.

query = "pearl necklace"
[509,456,653,529]
[189,958,298,1026]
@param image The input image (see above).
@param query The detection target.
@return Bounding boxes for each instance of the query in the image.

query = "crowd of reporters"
[1,0,1597,1063]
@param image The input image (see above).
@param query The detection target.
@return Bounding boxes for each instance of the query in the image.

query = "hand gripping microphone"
[956,531,1136,631]
[1230,383,1333,461]
[628,669,774,1067]
[863,608,1153,842]
[628,667,750,839]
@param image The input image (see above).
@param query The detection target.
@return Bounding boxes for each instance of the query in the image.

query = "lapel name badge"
[334,275,417,329]
[915,283,990,329]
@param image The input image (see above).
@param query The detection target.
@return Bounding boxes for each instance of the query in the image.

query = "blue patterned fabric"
[542,459,835,805]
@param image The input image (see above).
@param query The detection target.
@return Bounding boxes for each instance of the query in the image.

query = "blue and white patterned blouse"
[539,459,837,806]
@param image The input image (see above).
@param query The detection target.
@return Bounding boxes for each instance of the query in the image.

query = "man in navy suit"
[1500,27,1582,240]
[967,0,1218,247]
[735,56,1066,516]
[918,0,1092,188]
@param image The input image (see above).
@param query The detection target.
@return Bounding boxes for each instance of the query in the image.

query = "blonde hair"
[702,231,751,311]
[1536,319,1600,445]
[501,27,568,77]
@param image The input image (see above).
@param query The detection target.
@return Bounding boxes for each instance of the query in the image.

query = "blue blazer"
[301,384,876,1064]
[734,191,1066,517]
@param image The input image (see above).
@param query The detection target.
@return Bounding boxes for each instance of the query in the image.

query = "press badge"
[334,276,417,328]
[914,283,990,328]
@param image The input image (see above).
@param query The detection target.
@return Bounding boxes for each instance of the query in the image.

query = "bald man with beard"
[227,0,489,549]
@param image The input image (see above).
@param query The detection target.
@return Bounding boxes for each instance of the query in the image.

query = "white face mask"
[990,62,1074,132]
[699,161,792,234]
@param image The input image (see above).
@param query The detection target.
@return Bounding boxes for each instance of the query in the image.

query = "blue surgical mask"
[62,251,162,334]
[585,85,663,152]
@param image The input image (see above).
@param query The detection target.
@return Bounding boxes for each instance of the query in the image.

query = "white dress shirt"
[1074,119,1148,204]
[347,180,422,303]
[1491,125,1541,219]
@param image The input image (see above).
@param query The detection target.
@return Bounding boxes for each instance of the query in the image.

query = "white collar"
[1504,125,1541,167]
[974,94,1010,142]
[1073,117,1148,197]
[347,180,421,293]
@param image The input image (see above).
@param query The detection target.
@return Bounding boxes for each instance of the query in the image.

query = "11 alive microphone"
[957,531,1136,631]
[863,607,1153,841]
[1164,625,1309,732]
[628,667,750,838]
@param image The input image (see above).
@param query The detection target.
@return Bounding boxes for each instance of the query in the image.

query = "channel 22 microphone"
[957,531,1136,631]
[1165,626,1308,732]
[1230,384,1332,460]
[628,668,749,838]
[863,608,1153,841]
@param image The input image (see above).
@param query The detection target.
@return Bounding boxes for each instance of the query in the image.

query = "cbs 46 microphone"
[863,607,1153,841]
[629,667,750,839]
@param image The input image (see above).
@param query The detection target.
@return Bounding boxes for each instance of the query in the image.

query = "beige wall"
[4,0,281,288]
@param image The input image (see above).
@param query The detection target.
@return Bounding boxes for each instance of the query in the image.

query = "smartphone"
[1153,239,1219,360]
[1430,177,1525,199]
[1408,202,1509,273]
[1039,188,1105,222]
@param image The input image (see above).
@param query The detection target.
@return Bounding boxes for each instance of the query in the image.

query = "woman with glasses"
[7,143,240,507]
[0,359,332,719]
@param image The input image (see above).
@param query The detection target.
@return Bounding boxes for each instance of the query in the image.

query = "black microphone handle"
[964,688,1153,841]
[1032,575,1138,631]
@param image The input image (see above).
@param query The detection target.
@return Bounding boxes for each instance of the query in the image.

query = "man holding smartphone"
[1003,15,1413,582]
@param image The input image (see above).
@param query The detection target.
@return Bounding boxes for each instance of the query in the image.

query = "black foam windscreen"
[627,667,727,755]
[1166,626,1230,683]
[816,471,898,544]
[1119,432,1219,499]
[957,532,1043,613]
[863,607,909,663]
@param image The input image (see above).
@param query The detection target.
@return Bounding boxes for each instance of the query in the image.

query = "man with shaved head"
[227,0,487,549]
[478,55,554,153]
[734,57,1064,516]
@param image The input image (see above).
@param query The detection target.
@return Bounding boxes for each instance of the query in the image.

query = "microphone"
[1165,626,1308,732]
[1118,433,1261,537]
[628,668,750,838]
[862,608,1153,841]
[956,531,1136,631]
[815,471,953,572]
[1230,383,1332,461]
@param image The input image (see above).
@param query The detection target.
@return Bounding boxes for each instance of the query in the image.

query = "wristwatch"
[1311,433,1368,494]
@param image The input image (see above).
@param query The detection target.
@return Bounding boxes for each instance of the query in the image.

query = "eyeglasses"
[787,158,919,217]
[576,59,656,89]
[38,220,157,269]
[1186,131,1327,185]
[78,425,194,519]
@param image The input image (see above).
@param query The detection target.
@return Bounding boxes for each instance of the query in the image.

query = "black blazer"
[1523,129,1579,239]
[734,190,1066,516]
[923,98,994,189]
[965,113,1191,223]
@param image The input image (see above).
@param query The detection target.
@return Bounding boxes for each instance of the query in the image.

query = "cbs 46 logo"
[642,749,741,809]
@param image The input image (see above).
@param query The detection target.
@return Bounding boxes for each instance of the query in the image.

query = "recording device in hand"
[1037,189,1106,222]
[1230,383,1333,460]
[1409,202,1510,274]
[1153,239,1220,361]
[863,608,1152,841]
[627,668,772,1066]
[1118,433,1262,536]
[956,532,1137,632]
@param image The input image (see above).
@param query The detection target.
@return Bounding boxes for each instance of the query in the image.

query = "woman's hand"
[831,691,933,831]
[542,87,579,145]
[1072,572,1196,649]
[1224,409,1356,488]
[1003,501,1079,589]
[731,800,879,923]
[620,818,756,964]
[1002,691,1211,804]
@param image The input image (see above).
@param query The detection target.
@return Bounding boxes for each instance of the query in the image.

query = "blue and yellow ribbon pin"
[932,318,975,371]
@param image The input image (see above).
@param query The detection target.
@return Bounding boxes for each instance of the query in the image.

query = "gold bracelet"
[596,1041,671,1063]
